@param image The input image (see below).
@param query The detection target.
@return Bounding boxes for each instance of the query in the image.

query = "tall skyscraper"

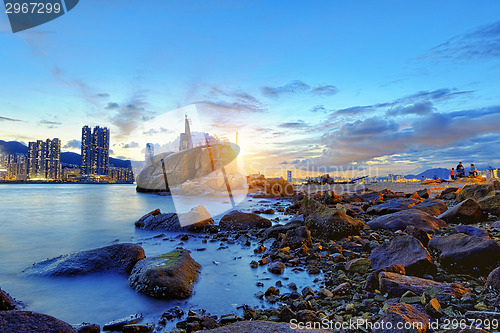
[27,138,61,179]
[81,126,110,176]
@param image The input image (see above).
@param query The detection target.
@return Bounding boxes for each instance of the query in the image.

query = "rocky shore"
[2,178,500,332]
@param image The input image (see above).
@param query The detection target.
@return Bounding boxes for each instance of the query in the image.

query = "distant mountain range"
[404,168,451,179]
[0,140,132,168]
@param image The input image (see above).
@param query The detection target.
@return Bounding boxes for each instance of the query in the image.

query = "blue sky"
[1,1,500,177]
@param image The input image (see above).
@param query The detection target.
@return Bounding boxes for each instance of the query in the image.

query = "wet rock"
[280,226,311,250]
[379,272,469,298]
[135,206,214,232]
[485,266,500,290]
[24,243,145,276]
[428,233,500,273]
[367,209,446,234]
[425,298,443,318]
[417,188,431,199]
[492,221,500,230]
[454,225,489,238]
[404,226,431,247]
[345,258,371,274]
[0,310,76,332]
[219,212,272,231]
[128,249,200,299]
[369,235,437,276]
[437,199,486,224]
[300,197,365,241]
[267,262,285,275]
[366,198,421,215]
[413,199,448,216]
[103,314,143,331]
[122,323,155,333]
[73,323,100,333]
[202,320,328,332]
[373,303,431,333]
[457,180,500,201]
[264,215,304,239]
[322,190,343,204]
[478,191,500,217]
[295,310,320,323]
[160,307,184,321]
[0,288,16,311]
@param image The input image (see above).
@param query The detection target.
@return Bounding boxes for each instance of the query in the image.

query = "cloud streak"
[262,80,338,98]
[0,116,21,122]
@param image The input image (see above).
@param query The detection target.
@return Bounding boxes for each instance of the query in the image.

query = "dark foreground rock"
[203,320,330,332]
[128,249,200,299]
[457,180,500,201]
[373,303,431,333]
[219,212,272,231]
[280,226,312,249]
[378,272,470,298]
[0,288,16,311]
[24,243,145,276]
[369,235,436,276]
[437,198,486,224]
[102,314,143,331]
[366,198,421,215]
[428,233,500,273]
[0,310,76,332]
[135,206,214,232]
[300,197,365,240]
[485,266,500,290]
[367,209,446,234]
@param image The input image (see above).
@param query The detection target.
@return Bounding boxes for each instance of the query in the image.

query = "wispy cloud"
[0,116,21,122]
[109,93,156,137]
[262,80,338,98]
[424,20,500,61]
[278,120,311,130]
[39,119,62,128]
[63,139,81,150]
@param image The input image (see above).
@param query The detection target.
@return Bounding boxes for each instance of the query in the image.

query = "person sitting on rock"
[456,162,465,178]
[469,164,478,177]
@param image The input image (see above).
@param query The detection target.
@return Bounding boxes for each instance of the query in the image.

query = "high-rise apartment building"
[81,126,110,176]
[27,138,61,179]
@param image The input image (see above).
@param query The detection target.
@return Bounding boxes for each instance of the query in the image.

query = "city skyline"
[1,2,500,177]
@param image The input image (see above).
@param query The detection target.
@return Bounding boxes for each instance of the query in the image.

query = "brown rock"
[367,209,446,234]
[267,262,285,275]
[0,311,76,332]
[280,226,311,250]
[404,226,431,247]
[219,212,272,231]
[373,303,431,333]
[478,191,500,217]
[485,266,500,290]
[437,198,486,224]
[425,298,443,318]
[204,320,329,332]
[379,272,469,298]
[0,288,16,311]
[366,197,422,215]
[457,180,500,201]
[413,199,448,216]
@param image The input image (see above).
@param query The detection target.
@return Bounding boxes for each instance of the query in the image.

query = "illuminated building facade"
[81,126,110,176]
[27,138,61,179]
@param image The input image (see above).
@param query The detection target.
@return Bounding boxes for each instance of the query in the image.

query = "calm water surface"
[0,184,315,327]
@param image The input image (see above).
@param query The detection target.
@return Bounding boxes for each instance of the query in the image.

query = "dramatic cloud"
[123,142,139,148]
[425,20,500,61]
[278,120,311,129]
[0,116,21,122]
[39,119,62,128]
[63,139,81,150]
[105,102,120,110]
[310,105,327,113]
[262,80,338,98]
[386,101,435,117]
[197,86,266,114]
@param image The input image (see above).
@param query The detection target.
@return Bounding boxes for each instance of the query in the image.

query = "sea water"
[0,184,316,327]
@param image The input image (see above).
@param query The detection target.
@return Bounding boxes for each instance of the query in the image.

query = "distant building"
[109,167,134,183]
[179,114,193,151]
[81,126,110,176]
[27,138,61,180]
[287,170,292,183]
[145,143,154,162]
[0,153,27,180]
[62,167,81,182]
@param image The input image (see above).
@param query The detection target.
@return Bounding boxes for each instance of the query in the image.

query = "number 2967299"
[5,2,62,14]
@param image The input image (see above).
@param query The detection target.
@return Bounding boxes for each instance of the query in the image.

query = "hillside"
[405,167,450,179]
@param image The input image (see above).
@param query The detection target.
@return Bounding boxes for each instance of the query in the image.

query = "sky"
[1,1,500,178]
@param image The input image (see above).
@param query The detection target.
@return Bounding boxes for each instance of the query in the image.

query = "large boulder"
[219,212,272,231]
[478,191,500,217]
[369,235,436,276]
[439,187,461,200]
[24,243,145,277]
[280,226,312,249]
[457,180,500,201]
[378,272,470,298]
[485,266,500,291]
[413,199,448,216]
[367,198,422,215]
[300,197,365,241]
[373,303,431,333]
[453,225,489,238]
[135,206,214,232]
[367,209,446,234]
[437,198,486,224]
[128,249,200,299]
[0,311,76,332]
[428,233,500,274]
[0,288,16,311]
